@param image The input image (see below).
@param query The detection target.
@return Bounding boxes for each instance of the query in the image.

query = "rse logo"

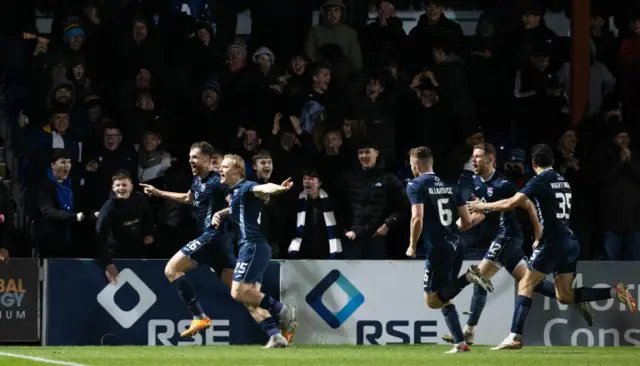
[97,269,157,329]
[306,270,365,329]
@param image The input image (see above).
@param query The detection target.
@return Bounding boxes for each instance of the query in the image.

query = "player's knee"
[164,264,178,282]
[425,293,444,309]
[556,291,574,304]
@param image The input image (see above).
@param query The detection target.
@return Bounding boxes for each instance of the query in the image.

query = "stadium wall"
[1,259,637,346]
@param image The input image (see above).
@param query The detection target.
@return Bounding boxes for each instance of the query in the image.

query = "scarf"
[47,168,74,242]
[289,189,342,256]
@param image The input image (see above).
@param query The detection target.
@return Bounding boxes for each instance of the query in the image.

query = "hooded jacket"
[305,0,362,70]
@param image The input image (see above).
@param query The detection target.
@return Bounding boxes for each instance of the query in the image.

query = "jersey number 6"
[437,198,453,226]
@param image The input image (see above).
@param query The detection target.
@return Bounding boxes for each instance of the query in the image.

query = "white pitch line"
[0,352,88,366]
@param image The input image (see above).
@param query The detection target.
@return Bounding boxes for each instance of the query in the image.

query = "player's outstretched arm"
[468,192,527,213]
[252,178,294,196]
[140,184,193,205]
[212,208,230,228]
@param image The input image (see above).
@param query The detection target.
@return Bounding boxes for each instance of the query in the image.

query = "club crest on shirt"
[487,187,494,197]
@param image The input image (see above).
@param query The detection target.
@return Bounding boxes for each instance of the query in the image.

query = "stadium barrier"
[525,262,640,346]
[281,260,515,345]
[35,259,640,346]
[42,259,280,346]
[0,258,40,342]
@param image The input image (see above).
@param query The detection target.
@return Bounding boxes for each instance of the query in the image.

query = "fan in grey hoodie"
[305,0,362,71]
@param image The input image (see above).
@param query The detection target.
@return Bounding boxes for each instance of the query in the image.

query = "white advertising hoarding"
[281,260,515,345]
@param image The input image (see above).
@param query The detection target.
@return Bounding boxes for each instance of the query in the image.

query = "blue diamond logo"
[306,269,365,329]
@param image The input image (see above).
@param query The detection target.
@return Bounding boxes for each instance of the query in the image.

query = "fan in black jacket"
[96,171,154,282]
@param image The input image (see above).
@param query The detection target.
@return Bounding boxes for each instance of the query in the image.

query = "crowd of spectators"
[0,0,638,264]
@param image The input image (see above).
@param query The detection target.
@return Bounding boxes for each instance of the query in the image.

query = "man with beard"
[441,143,592,346]
[97,170,154,284]
[141,142,236,338]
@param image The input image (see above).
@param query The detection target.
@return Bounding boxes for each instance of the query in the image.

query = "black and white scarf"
[288,189,342,256]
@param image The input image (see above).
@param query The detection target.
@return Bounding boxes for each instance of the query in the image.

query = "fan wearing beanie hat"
[226,40,247,72]
[62,16,86,51]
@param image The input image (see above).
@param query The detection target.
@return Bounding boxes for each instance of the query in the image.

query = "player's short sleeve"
[244,181,259,196]
[406,180,424,205]
[519,175,540,198]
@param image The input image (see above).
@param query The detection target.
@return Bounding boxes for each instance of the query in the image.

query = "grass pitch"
[0,345,636,366]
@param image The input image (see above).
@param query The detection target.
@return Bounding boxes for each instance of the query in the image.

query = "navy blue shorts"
[424,237,461,293]
[528,232,579,276]
[234,240,272,284]
[483,236,526,273]
[180,230,236,275]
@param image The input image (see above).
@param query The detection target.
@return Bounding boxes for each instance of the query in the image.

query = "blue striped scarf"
[289,189,342,256]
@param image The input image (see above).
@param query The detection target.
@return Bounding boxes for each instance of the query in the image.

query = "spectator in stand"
[340,138,409,259]
[288,169,342,259]
[268,114,314,183]
[593,125,640,260]
[557,43,615,117]
[359,1,407,72]
[354,71,397,169]
[305,0,362,72]
[85,124,137,210]
[589,7,618,76]
[26,103,81,186]
[35,149,86,258]
[508,3,556,71]
[97,170,155,283]
[431,35,477,129]
[137,129,173,186]
[407,1,463,72]
[0,178,15,261]
[252,150,289,258]
[503,148,529,189]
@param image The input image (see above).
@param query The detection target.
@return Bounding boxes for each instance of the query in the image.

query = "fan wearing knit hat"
[226,40,247,72]
[62,16,86,51]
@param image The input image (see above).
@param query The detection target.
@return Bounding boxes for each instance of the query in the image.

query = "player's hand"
[140,183,158,197]
[467,200,484,214]
[289,115,302,134]
[143,236,154,245]
[212,211,223,228]
[18,110,29,128]
[621,148,631,162]
[280,178,294,191]
[345,231,356,240]
[532,239,540,250]
[105,264,119,284]
[0,248,9,263]
[272,113,282,134]
[405,246,416,258]
[76,212,85,222]
[373,224,389,237]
